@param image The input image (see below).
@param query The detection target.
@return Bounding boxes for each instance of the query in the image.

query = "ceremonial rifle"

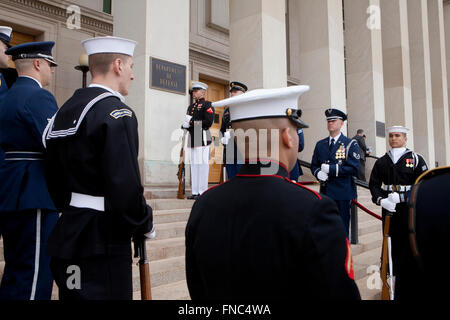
[134,237,152,300]
[177,130,187,199]
[380,212,394,300]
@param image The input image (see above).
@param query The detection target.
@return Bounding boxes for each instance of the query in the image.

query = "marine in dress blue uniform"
[311,109,360,237]
[0,41,59,300]
[220,81,247,180]
[186,86,360,300]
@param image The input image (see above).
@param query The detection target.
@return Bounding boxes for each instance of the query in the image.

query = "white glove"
[317,171,329,182]
[144,228,156,241]
[221,136,230,145]
[182,122,190,129]
[321,164,330,174]
[388,192,401,204]
[185,115,192,123]
[224,131,231,139]
[380,198,396,213]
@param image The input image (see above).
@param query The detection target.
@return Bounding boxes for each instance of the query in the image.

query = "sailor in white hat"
[0,26,13,99]
[182,80,215,200]
[185,85,361,300]
[43,36,154,300]
[369,125,428,300]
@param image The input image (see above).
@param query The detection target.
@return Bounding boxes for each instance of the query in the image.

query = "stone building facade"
[1,0,449,186]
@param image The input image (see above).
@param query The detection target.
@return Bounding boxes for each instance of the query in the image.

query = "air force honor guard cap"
[82,36,137,57]
[191,81,208,91]
[0,26,12,48]
[388,125,409,134]
[325,108,347,121]
[212,85,310,128]
[6,41,58,66]
[230,81,248,93]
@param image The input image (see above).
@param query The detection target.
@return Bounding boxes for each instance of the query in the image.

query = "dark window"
[103,0,112,14]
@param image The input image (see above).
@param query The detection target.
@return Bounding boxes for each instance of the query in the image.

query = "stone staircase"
[0,185,383,300]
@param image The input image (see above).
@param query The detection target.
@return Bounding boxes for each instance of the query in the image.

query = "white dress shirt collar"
[329,133,342,145]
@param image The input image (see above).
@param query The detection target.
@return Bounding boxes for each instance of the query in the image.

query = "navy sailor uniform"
[43,86,153,300]
[369,149,428,300]
[0,76,58,300]
[186,160,361,300]
[311,133,360,236]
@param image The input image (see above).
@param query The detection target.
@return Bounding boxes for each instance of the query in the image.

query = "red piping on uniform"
[286,178,322,200]
[201,179,231,196]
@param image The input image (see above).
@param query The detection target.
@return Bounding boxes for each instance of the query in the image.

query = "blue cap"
[230,81,248,93]
[5,41,57,66]
[0,26,12,48]
[325,108,347,121]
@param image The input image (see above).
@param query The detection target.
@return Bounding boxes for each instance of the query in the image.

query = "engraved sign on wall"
[150,57,186,95]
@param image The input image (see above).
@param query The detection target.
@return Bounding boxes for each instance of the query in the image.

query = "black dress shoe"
[187,194,199,200]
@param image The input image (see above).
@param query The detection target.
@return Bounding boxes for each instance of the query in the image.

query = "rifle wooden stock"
[134,239,152,300]
[381,214,392,300]
[177,131,187,199]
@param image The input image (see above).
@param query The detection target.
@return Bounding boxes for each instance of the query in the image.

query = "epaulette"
[415,166,450,184]
[285,178,322,200]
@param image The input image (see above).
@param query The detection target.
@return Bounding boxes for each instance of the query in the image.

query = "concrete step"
[148,237,185,262]
[133,280,190,300]
[154,221,187,241]
[356,275,381,300]
[132,256,186,290]
[153,209,191,224]
[145,187,192,200]
[358,219,381,236]
[148,199,194,211]
[358,231,383,252]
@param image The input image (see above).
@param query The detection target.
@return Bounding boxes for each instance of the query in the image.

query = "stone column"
[407,0,435,167]
[428,0,450,167]
[288,0,347,161]
[229,0,287,89]
[380,0,414,150]
[343,0,387,160]
[114,0,190,185]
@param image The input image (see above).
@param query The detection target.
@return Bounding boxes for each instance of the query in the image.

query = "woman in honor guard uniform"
[0,41,59,300]
[182,81,215,200]
[369,126,428,300]
[311,109,360,237]
[43,37,154,300]
[186,86,360,300]
[220,81,247,180]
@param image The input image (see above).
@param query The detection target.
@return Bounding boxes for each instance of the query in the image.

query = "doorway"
[200,79,227,184]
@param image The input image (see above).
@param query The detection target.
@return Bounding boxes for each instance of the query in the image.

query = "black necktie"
[329,138,335,151]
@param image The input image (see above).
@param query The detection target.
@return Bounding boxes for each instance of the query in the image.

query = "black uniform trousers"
[0,209,58,300]
[50,252,133,300]
[382,203,422,300]
[335,200,351,238]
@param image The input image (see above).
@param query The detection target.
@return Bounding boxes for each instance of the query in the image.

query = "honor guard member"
[43,36,154,300]
[0,26,13,101]
[182,81,215,200]
[186,86,361,300]
[0,41,59,300]
[311,109,360,237]
[369,126,428,300]
[408,166,450,301]
[220,81,247,179]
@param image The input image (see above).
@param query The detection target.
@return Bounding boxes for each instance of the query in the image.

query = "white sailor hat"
[191,81,208,91]
[0,26,12,47]
[82,36,137,57]
[388,126,409,134]
[212,85,310,128]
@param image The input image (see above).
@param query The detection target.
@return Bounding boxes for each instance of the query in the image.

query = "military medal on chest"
[335,144,346,165]
[406,158,414,168]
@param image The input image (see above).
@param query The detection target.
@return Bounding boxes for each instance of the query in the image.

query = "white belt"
[381,184,412,192]
[70,192,105,212]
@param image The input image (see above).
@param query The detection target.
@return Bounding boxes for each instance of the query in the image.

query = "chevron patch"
[110,109,132,119]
